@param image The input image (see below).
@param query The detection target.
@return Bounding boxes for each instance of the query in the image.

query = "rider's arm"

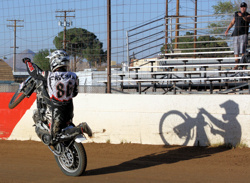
[23,58,47,81]
[199,108,224,128]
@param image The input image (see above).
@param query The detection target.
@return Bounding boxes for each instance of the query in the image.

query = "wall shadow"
[159,100,242,147]
[85,145,229,176]
[85,100,239,176]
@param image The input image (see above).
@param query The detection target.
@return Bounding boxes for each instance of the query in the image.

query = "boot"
[62,126,81,137]
[62,122,92,138]
[77,122,92,137]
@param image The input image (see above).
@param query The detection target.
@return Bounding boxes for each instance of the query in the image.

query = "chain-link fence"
[1,0,249,94]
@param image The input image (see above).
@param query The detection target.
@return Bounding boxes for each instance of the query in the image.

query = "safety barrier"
[1,93,249,147]
[0,93,36,139]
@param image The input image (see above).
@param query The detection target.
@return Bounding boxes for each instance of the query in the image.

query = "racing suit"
[24,60,78,138]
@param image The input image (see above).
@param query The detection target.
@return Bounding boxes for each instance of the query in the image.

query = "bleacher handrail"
[126,13,237,70]
[166,39,233,45]
[165,13,233,19]
[129,62,247,69]
[166,26,229,33]
[159,50,234,56]
[112,69,250,76]
[114,76,250,82]
[169,47,232,52]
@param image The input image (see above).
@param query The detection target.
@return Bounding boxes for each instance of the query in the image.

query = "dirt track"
[0,140,250,183]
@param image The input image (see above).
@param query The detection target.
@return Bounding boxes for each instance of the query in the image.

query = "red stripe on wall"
[0,93,36,139]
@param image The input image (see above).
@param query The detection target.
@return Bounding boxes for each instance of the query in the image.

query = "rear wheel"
[55,142,87,176]
[8,90,26,109]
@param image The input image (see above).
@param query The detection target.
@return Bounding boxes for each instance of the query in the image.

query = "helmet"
[220,100,239,113]
[46,50,70,72]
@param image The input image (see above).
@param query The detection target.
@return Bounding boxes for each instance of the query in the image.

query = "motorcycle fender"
[75,134,87,143]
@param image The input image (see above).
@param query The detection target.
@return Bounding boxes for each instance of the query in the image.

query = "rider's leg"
[50,102,92,143]
[33,110,50,145]
[32,109,40,124]
[50,103,73,144]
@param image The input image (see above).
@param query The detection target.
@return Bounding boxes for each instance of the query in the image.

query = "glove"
[22,57,31,64]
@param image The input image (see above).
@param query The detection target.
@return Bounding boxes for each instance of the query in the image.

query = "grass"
[106,139,110,144]
[210,142,248,149]
[120,140,131,144]
[235,142,248,149]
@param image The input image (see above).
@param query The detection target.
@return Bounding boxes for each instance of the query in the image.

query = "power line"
[7,19,24,72]
[56,10,75,50]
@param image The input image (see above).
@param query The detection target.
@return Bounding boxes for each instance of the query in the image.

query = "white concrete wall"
[9,94,250,147]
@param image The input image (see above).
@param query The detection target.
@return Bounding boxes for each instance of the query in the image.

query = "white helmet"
[46,50,69,72]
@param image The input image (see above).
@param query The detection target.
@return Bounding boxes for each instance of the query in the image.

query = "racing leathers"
[24,60,78,139]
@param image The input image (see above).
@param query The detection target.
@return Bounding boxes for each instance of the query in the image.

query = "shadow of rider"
[200,100,241,147]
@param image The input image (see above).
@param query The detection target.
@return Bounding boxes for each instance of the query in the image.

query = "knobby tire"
[8,90,26,109]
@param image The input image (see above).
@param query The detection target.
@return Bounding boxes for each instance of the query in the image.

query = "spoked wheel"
[8,90,26,109]
[55,142,87,176]
[159,110,192,146]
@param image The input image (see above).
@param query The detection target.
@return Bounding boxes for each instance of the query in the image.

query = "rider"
[23,50,92,144]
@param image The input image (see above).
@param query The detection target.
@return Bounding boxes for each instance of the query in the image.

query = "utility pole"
[7,19,24,72]
[165,0,168,54]
[107,0,111,93]
[194,0,197,56]
[175,0,179,50]
[56,10,75,50]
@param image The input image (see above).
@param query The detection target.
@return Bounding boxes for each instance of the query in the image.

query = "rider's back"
[47,71,78,102]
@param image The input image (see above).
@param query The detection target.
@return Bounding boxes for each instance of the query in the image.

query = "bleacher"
[101,13,250,94]
[110,51,250,94]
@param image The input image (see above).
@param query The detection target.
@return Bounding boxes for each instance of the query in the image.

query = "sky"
[0,0,221,64]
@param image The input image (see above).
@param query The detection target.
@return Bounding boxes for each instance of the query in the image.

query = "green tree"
[212,1,237,15]
[161,32,194,53]
[161,32,229,56]
[208,0,250,34]
[196,36,230,56]
[53,28,106,67]
[33,49,51,71]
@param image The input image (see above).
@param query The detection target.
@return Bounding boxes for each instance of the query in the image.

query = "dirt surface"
[0,140,250,183]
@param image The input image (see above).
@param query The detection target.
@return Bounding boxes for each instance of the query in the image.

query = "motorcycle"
[8,76,91,176]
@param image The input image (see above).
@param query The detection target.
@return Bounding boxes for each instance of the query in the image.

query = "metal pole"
[107,0,111,93]
[170,18,173,53]
[64,11,67,50]
[165,0,168,53]
[13,20,16,72]
[126,30,130,69]
[175,0,179,50]
[194,0,197,55]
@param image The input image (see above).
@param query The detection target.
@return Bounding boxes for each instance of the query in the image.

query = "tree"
[196,35,230,57]
[160,32,230,56]
[161,32,194,53]
[208,0,250,34]
[33,49,51,71]
[53,28,107,67]
[212,1,237,15]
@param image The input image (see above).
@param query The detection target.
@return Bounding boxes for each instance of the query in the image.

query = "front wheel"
[8,76,36,109]
[8,90,26,109]
[159,110,192,146]
[55,142,87,176]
